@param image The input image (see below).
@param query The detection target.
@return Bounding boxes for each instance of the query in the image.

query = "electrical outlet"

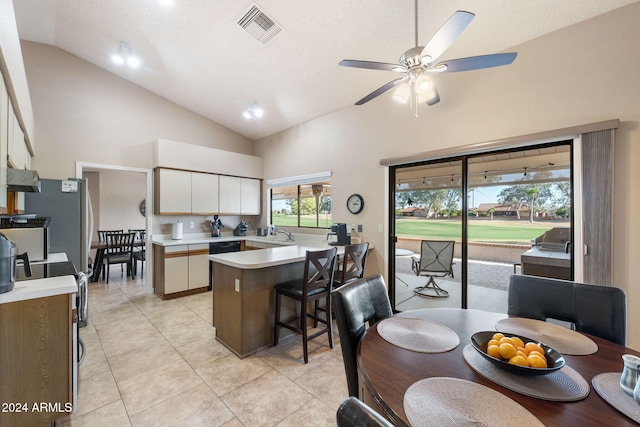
[189,221,195,229]
[378,224,383,233]
[234,279,240,292]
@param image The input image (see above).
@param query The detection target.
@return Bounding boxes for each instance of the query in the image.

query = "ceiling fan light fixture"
[415,74,431,93]
[393,84,410,104]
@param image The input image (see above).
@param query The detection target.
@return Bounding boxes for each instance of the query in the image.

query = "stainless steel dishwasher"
[208,240,241,290]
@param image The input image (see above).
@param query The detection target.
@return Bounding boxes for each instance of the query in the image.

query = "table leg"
[91,249,104,282]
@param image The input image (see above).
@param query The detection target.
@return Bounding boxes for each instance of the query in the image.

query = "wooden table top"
[358,308,640,427]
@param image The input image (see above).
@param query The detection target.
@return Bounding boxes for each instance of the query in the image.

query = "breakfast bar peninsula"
[209,244,347,358]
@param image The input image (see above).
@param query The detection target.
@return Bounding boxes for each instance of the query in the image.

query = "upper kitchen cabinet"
[219,175,241,214]
[240,177,261,215]
[191,171,219,214]
[155,168,192,215]
[219,176,261,215]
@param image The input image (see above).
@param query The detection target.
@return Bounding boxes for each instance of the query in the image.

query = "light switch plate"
[234,279,240,292]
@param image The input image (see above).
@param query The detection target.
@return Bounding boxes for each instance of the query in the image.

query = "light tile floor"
[58,269,348,426]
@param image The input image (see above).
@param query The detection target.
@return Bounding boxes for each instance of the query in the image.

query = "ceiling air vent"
[236,3,283,45]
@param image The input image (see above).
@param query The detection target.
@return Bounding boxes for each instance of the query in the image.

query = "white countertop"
[152,233,337,247]
[209,244,347,269]
[0,275,77,305]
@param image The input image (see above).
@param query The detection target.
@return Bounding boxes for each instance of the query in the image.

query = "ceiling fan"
[339,1,517,112]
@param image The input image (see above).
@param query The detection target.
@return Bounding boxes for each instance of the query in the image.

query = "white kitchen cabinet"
[163,245,189,294]
[155,168,192,214]
[219,175,242,214]
[241,178,261,215]
[188,244,210,289]
[191,172,219,214]
[0,77,8,213]
[153,243,210,299]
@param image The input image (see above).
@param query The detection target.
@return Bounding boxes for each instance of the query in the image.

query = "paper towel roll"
[172,222,183,240]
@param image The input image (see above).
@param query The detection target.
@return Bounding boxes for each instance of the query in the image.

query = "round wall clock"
[139,199,146,217]
[347,194,364,214]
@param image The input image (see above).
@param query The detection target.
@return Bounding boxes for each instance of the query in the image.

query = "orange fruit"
[487,345,501,359]
[499,342,517,359]
[527,354,548,368]
[499,337,516,347]
[517,346,527,355]
[529,350,545,358]
[525,342,544,355]
[511,336,525,348]
[516,350,528,359]
[492,333,505,342]
[488,339,500,348]
[508,355,529,366]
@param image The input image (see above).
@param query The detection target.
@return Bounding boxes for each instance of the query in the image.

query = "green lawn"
[395,218,568,244]
[271,214,332,228]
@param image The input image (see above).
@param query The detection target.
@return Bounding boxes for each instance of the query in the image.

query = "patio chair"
[411,240,455,298]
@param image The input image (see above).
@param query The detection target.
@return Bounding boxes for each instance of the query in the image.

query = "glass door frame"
[388,140,574,311]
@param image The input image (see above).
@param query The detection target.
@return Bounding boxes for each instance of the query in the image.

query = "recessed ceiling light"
[112,42,141,68]
[243,101,264,120]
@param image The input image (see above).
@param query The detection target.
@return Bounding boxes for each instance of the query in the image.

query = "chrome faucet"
[276,228,294,241]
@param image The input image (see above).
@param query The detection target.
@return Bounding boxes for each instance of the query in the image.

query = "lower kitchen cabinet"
[153,244,210,299]
[0,293,73,427]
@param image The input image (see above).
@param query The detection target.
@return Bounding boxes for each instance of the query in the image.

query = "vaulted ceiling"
[12,0,638,141]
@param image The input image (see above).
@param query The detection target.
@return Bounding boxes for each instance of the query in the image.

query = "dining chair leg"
[327,294,334,349]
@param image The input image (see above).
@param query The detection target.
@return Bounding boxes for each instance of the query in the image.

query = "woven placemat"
[592,372,640,423]
[404,377,544,427]
[496,318,598,355]
[377,317,459,353]
[463,344,590,401]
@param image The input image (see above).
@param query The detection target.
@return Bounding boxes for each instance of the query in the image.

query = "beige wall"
[255,4,640,350]
[14,3,640,349]
[20,41,254,179]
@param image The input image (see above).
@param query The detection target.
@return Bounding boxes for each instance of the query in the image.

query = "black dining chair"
[103,231,136,283]
[336,396,394,427]
[411,240,455,298]
[273,247,338,363]
[333,274,393,397]
[96,229,124,279]
[508,274,627,345]
[129,229,146,279]
[333,242,369,289]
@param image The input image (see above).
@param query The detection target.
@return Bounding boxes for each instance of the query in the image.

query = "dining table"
[357,308,640,426]
[90,239,144,282]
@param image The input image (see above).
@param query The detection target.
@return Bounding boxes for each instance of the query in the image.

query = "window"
[267,171,332,229]
[270,182,331,228]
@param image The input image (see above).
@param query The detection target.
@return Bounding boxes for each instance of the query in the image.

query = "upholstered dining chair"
[508,274,627,345]
[333,274,393,397]
[336,396,394,427]
[273,247,338,363]
[333,242,369,289]
[103,231,135,283]
[411,240,455,298]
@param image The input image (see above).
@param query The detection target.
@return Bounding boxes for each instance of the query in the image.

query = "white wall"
[94,170,146,232]
[20,41,254,180]
[255,3,640,350]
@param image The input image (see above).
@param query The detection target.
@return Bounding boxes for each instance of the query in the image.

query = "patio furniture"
[411,240,455,298]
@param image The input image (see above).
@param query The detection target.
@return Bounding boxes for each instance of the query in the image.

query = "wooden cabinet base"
[153,286,208,300]
[212,261,303,358]
[0,294,72,427]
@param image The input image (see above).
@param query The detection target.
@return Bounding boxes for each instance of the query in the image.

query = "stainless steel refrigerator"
[25,178,93,273]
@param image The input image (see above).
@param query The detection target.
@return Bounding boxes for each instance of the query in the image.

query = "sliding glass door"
[390,142,573,314]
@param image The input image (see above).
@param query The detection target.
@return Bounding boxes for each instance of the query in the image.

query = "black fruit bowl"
[470,331,565,376]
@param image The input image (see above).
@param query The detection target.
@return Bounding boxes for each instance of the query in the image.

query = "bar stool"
[273,247,338,363]
[333,242,369,289]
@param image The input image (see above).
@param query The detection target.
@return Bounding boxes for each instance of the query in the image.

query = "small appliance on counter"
[233,221,248,236]
[171,222,183,240]
[256,227,268,236]
[327,223,351,246]
[211,215,223,237]
[0,233,32,294]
